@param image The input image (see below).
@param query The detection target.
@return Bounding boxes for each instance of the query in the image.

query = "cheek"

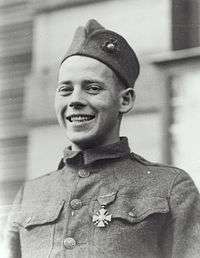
[54,96,66,115]
[54,97,68,127]
[93,93,119,111]
[94,98,120,122]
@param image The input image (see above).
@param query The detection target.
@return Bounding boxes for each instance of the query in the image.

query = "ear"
[119,88,135,114]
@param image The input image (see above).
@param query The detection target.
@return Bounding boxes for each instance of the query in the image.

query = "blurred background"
[0,0,200,242]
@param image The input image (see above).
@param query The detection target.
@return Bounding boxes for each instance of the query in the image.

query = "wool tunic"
[4,138,200,258]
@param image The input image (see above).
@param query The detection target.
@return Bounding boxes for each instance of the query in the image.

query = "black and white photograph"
[1,0,200,257]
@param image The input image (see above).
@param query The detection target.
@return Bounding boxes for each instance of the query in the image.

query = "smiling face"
[55,56,134,150]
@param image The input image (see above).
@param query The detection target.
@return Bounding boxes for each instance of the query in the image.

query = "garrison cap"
[61,19,140,88]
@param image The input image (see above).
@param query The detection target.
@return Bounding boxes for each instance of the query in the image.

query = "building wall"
[172,0,200,50]
[0,0,33,242]
[153,51,200,189]
[172,70,200,188]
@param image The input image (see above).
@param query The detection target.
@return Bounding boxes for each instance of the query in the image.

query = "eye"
[86,83,103,94]
[56,85,73,96]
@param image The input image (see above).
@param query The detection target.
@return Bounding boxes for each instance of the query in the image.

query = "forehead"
[58,56,115,82]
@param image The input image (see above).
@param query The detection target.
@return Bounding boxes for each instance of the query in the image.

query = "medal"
[92,192,116,227]
[92,206,112,227]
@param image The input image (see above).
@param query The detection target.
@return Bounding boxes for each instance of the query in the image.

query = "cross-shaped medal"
[92,207,112,227]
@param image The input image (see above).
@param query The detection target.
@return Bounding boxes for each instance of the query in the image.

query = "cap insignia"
[102,38,119,54]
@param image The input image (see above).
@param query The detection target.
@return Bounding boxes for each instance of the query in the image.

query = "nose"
[69,88,86,109]
[69,101,85,109]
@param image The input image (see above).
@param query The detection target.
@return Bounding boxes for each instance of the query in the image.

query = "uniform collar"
[62,137,130,166]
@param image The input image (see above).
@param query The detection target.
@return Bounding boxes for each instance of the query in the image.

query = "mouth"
[66,114,95,123]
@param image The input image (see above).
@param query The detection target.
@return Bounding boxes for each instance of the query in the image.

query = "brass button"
[63,237,76,249]
[70,199,82,210]
[78,170,90,178]
[128,211,135,217]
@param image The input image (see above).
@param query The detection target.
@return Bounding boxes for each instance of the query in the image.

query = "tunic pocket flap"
[17,200,65,228]
[108,196,169,223]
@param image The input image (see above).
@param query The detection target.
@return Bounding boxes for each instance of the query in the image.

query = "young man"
[5,19,200,258]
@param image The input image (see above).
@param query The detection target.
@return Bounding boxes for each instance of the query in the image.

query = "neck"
[70,136,121,151]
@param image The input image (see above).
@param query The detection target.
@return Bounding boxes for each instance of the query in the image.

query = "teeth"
[67,115,95,122]
[71,117,91,122]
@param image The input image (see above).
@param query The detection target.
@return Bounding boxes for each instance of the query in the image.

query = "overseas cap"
[61,19,140,88]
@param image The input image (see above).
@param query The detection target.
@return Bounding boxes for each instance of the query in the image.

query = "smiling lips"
[66,114,95,123]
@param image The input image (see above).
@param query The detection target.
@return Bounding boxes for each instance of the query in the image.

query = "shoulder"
[24,169,59,190]
[130,152,187,178]
[129,152,198,196]
[25,169,59,185]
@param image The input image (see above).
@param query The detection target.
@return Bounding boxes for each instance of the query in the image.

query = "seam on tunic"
[61,173,80,241]
[168,169,182,198]
[47,223,56,258]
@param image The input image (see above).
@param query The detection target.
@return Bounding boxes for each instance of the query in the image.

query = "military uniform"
[4,19,200,257]
[5,138,200,258]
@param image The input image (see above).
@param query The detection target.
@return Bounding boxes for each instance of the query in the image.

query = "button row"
[64,170,89,250]
[70,199,82,210]
[63,237,76,249]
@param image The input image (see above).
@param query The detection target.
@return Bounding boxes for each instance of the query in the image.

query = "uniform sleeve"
[3,186,24,258]
[162,170,200,258]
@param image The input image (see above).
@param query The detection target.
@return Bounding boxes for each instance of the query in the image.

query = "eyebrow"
[58,79,105,86]
[82,79,104,85]
[57,80,72,86]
